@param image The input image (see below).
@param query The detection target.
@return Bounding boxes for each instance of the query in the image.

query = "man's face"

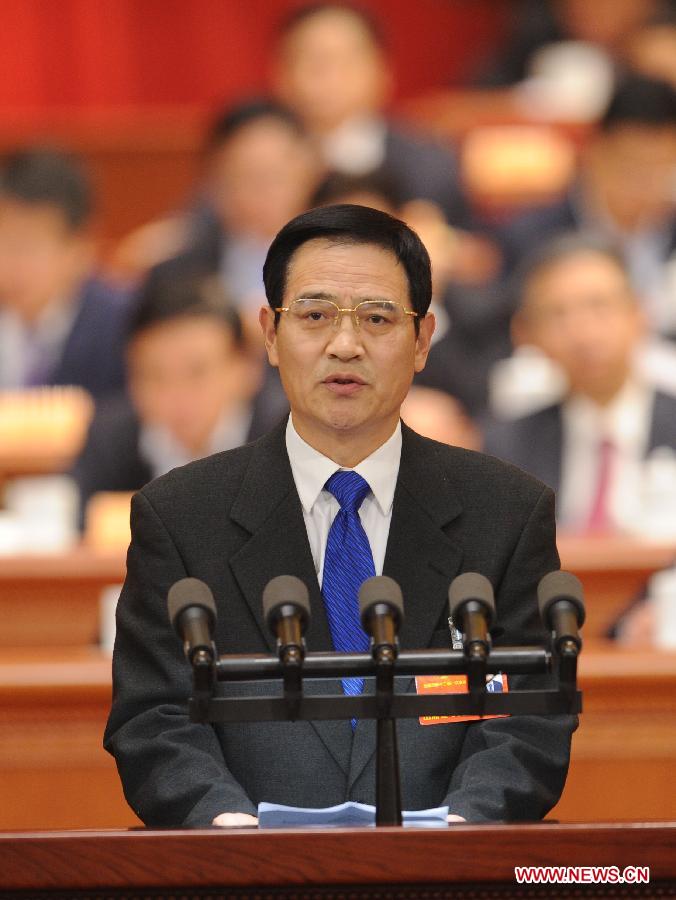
[0,200,91,321]
[274,9,391,134]
[261,239,434,449]
[208,118,317,241]
[515,252,644,400]
[586,125,676,231]
[128,316,257,454]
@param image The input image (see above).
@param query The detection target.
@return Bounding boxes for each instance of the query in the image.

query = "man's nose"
[325,311,364,357]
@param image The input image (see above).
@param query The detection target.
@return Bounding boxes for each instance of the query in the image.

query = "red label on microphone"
[415,673,509,725]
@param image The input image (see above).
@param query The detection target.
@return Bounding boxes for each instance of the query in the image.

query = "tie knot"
[325,470,371,513]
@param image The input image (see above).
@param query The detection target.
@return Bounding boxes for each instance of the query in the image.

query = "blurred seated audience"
[477,0,675,119]
[272,3,472,227]
[484,233,676,533]
[0,148,130,400]
[500,75,676,339]
[143,99,319,323]
[71,274,288,519]
[401,386,481,451]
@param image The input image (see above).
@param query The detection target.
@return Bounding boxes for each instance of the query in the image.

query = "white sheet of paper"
[258,801,449,828]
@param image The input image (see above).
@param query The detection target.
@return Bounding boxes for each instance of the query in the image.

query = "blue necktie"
[322,470,374,723]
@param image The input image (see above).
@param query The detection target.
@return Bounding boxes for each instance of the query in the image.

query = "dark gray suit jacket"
[104,420,576,827]
[484,391,676,494]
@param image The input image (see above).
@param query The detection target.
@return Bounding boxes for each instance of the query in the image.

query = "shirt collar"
[285,414,402,515]
[563,378,653,451]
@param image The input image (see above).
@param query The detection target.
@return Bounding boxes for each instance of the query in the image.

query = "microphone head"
[167,578,216,635]
[448,572,495,625]
[537,571,586,628]
[262,575,311,634]
[358,576,404,629]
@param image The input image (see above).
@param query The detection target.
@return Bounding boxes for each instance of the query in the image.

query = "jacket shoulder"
[138,438,259,516]
[403,426,552,513]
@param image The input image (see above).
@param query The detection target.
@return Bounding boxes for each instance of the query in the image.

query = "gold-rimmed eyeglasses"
[275,298,419,336]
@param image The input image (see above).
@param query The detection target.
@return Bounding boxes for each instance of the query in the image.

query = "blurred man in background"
[272,3,471,228]
[0,148,130,399]
[501,76,676,338]
[150,99,319,322]
[485,233,676,532]
[71,274,287,519]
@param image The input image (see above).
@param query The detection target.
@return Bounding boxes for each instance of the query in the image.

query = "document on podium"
[258,801,449,828]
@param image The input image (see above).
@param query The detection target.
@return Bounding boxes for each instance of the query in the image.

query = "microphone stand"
[374,644,401,827]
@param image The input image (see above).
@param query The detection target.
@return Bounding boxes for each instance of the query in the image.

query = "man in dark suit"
[485,232,676,531]
[105,204,575,828]
[0,148,130,399]
[71,273,288,521]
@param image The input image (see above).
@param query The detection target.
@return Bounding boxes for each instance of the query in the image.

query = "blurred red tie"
[586,438,615,532]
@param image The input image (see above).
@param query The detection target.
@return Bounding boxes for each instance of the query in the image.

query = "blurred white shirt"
[559,379,654,530]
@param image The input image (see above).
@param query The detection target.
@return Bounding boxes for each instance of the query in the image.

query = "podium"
[1,824,674,899]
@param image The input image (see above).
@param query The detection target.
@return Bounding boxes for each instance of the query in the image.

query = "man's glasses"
[275,298,419,336]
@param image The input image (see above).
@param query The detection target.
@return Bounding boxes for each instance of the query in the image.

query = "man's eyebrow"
[295,291,338,301]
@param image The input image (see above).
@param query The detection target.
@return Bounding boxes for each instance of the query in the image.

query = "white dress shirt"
[285,415,402,585]
[559,379,654,530]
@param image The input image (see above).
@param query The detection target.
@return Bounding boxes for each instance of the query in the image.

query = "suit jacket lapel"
[348,424,464,792]
[228,420,353,773]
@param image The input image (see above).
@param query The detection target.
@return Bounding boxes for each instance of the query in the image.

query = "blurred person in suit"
[500,75,676,339]
[71,273,287,520]
[485,232,676,532]
[272,3,472,229]
[148,99,319,322]
[0,148,130,399]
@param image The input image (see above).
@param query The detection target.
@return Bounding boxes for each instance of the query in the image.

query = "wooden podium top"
[1,823,675,893]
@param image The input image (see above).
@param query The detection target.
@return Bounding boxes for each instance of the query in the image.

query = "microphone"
[262,575,311,667]
[359,576,404,665]
[167,578,217,665]
[448,573,495,662]
[538,571,585,653]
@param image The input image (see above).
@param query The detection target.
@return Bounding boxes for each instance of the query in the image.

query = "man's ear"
[413,311,436,374]
[259,305,280,367]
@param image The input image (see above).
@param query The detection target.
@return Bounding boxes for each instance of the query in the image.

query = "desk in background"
[2,536,673,648]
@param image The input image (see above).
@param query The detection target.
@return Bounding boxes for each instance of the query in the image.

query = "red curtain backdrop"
[0,0,506,118]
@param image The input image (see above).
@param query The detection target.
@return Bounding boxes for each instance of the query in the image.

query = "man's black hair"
[205,98,304,155]
[276,3,386,50]
[0,147,93,230]
[128,271,244,348]
[600,74,676,132]
[263,203,432,330]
